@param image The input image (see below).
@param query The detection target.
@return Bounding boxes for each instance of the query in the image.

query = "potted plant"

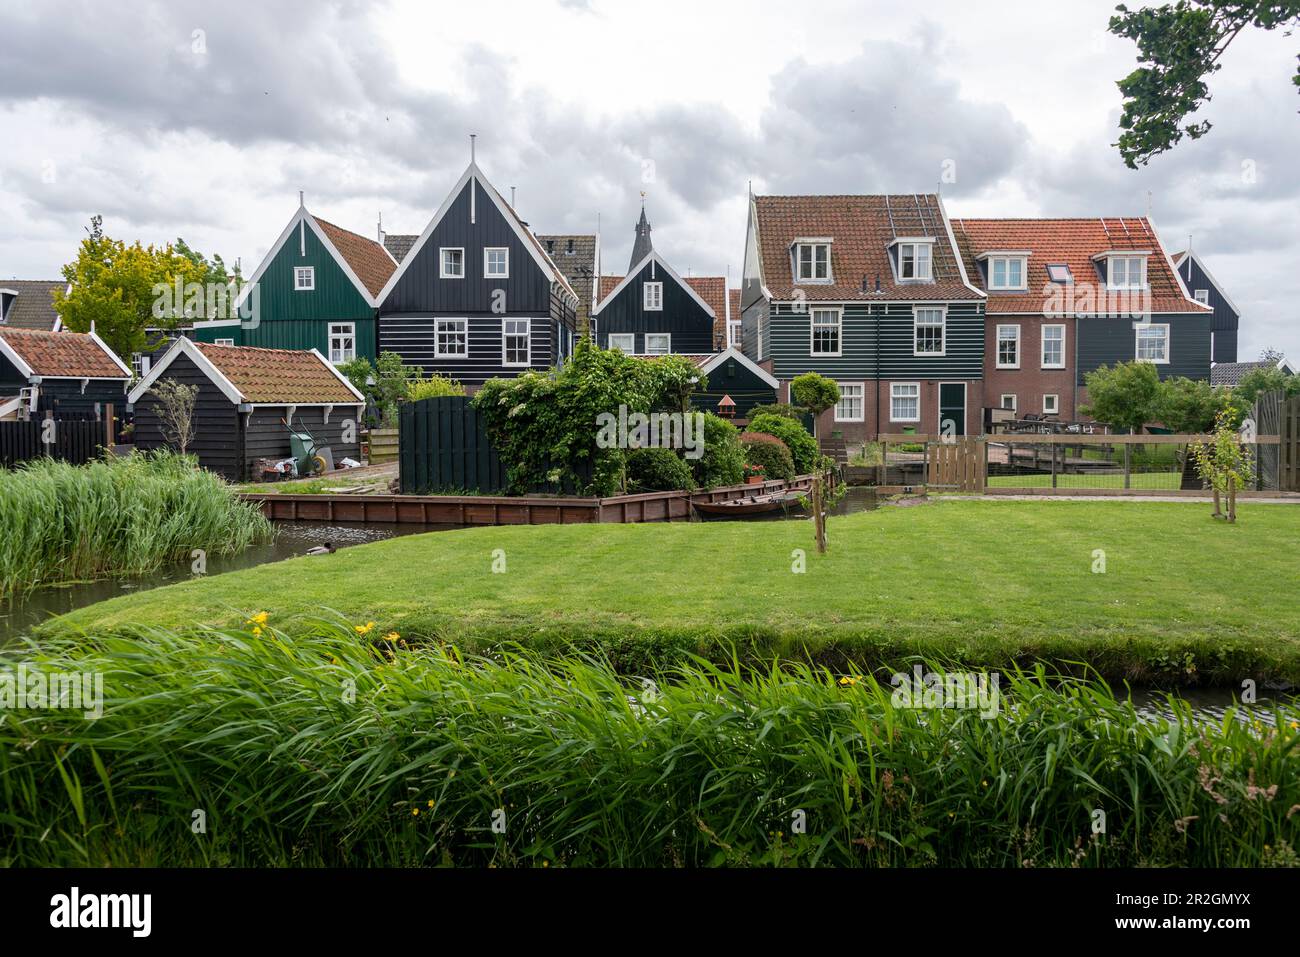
[744,463,766,485]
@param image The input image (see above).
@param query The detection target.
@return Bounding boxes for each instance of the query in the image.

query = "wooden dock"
[240,476,815,526]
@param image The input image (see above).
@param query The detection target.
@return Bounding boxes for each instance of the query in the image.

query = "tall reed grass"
[2,620,1296,867]
[0,452,272,596]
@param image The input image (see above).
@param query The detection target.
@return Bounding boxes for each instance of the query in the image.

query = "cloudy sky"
[2,0,1296,357]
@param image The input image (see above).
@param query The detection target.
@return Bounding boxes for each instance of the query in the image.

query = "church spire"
[629,192,653,271]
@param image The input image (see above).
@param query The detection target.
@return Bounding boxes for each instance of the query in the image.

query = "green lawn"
[46,500,1300,683]
[987,471,1182,490]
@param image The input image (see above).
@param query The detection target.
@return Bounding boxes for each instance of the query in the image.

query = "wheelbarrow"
[283,416,334,477]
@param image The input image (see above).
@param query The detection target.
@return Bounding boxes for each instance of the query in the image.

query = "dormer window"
[1046,264,1073,284]
[987,256,1027,290]
[794,241,831,283]
[897,242,933,281]
[1106,254,1147,290]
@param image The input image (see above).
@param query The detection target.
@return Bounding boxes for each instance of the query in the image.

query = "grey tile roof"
[0,280,66,331]
[1210,360,1275,387]
[382,234,419,264]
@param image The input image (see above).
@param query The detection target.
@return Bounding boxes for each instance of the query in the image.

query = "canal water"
[0,521,456,644]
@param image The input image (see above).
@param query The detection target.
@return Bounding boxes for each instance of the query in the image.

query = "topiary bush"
[741,436,795,481]
[747,413,818,474]
[691,413,746,489]
[626,447,696,492]
[745,402,804,422]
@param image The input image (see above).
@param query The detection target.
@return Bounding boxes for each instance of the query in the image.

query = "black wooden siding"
[1076,314,1212,384]
[765,300,984,380]
[381,179,553,315]
[131,352,243,480]
[247,406,362,473]
[0,353,128,419]
[691,357,778,418]
[1178,256,1239,363]
[595,259,715,354]
[379,315,556,385]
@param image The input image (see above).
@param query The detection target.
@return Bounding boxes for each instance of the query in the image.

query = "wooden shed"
[0,327,131,422]
[688,347,780,421]
[128,338,365,481]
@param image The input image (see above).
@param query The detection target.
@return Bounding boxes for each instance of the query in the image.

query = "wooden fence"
[399,396,508,494]
[0,419,108,468]
[1283,395,1300,492]
[367,428,399,465]
[926,437,983,492]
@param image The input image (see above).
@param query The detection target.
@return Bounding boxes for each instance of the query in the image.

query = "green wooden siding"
[258,220,374,322]
[192,317,376,359]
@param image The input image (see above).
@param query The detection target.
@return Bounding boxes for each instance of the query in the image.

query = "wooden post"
[879,439,887,487]
[812,472,827,554]
[1227,474,1237,523]
[1051,439,1058,488]
[1123,443,1131,490]
[103,402,115,448]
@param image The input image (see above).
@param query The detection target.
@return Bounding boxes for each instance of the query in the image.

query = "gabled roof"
[697,346,780,389]
[1172,248,1243,318]
[684,276,728,349]
[0,280,67,331]
[236,205,390,310]
[1210,358,1294,387]
[129,338,364,406]
[314,219,397,297]
[752,193,983,302]
[0,328,131,379]
[382,233,420,264]
[536,233,598,309]
[952,218,1211,315]
[592,251,717,317]
[375,162,578,307]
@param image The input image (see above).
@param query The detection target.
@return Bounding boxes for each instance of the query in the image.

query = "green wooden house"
[192,199,395,365]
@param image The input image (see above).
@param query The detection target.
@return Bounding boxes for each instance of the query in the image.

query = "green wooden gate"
[399,396,508,494]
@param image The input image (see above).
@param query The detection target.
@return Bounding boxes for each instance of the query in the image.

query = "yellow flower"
[248,612,269,626]
[981,780,989,788]
[1290,721,1298,731]
[542,860,549,868]
[838,676,858,687]
[411,808,419,817]
[355,621,376,635]
[251,626,263,637]
[427,799,435,808]
[384,632,401,642]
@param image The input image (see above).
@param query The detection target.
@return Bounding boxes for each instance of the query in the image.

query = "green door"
[939,383,966,437]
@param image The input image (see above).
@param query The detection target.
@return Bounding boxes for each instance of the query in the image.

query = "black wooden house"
[129,338,365,481]
[0,327,132,422]
[376,160,580,388]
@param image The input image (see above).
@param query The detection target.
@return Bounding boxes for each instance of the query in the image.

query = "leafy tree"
[1110,1,1300,168]
[747,413,819,474]
[744,402,804,422]
[740,435,795,481]
[174,237,243,287]
[1231,362,1300,408]
[54,216,210,361]
[406,374,466,402]
[690,413,746,489]
[1191,409,1255,521]
[791,372,841,437]
[1156,375,1224,432]
[339,352,428,427]
[1081,360,1163,433]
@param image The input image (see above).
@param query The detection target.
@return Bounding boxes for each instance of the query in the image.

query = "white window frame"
[440,247,465,279]
[484,247,510,279]
[1135,322,1170,364]
[644,333,671,355]
[329,322,356,364]
[1041,323,1065,369]
[434,318,468,357]
[996,324,1021,369]
[890,382,920,423]
[131,353,151,378]
[913,306,946,357]
[1193,288,1210,305]
[608,333,635,353]
[1043,394,1060,415]
[294,266,315,291]
[1000,394,1018,413]
[988,256,1027,291]
[727,320,742,348]
[1107,255,1147,290]
[502,318,530,367]
[897,242,933,281]
[834,382,864,423]
[214,338,235,347]
[810,307,842,357]
[643,282,664,311]
[794,243,832,283]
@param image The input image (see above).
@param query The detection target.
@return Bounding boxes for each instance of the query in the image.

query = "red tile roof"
[315,218,397,298]
[753,194,981,302]
[951,218,1210,315]
[192,342,361,404]
[0,328,128,378]
[684,276,727,349]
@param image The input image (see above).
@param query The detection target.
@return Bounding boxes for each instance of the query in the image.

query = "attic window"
[987,256,1027,290]
[897,242,932,281]
[546,240,555,254]
[1194,289,1210,305]
[1107,255,1147,290]
[566,239,575,255]
[1046,264,1073,284]
[294,266,315,291]
[643,282,663,311]
[795,242,831,283]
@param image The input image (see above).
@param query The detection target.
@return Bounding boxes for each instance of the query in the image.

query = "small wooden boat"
[693,490,806,516]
